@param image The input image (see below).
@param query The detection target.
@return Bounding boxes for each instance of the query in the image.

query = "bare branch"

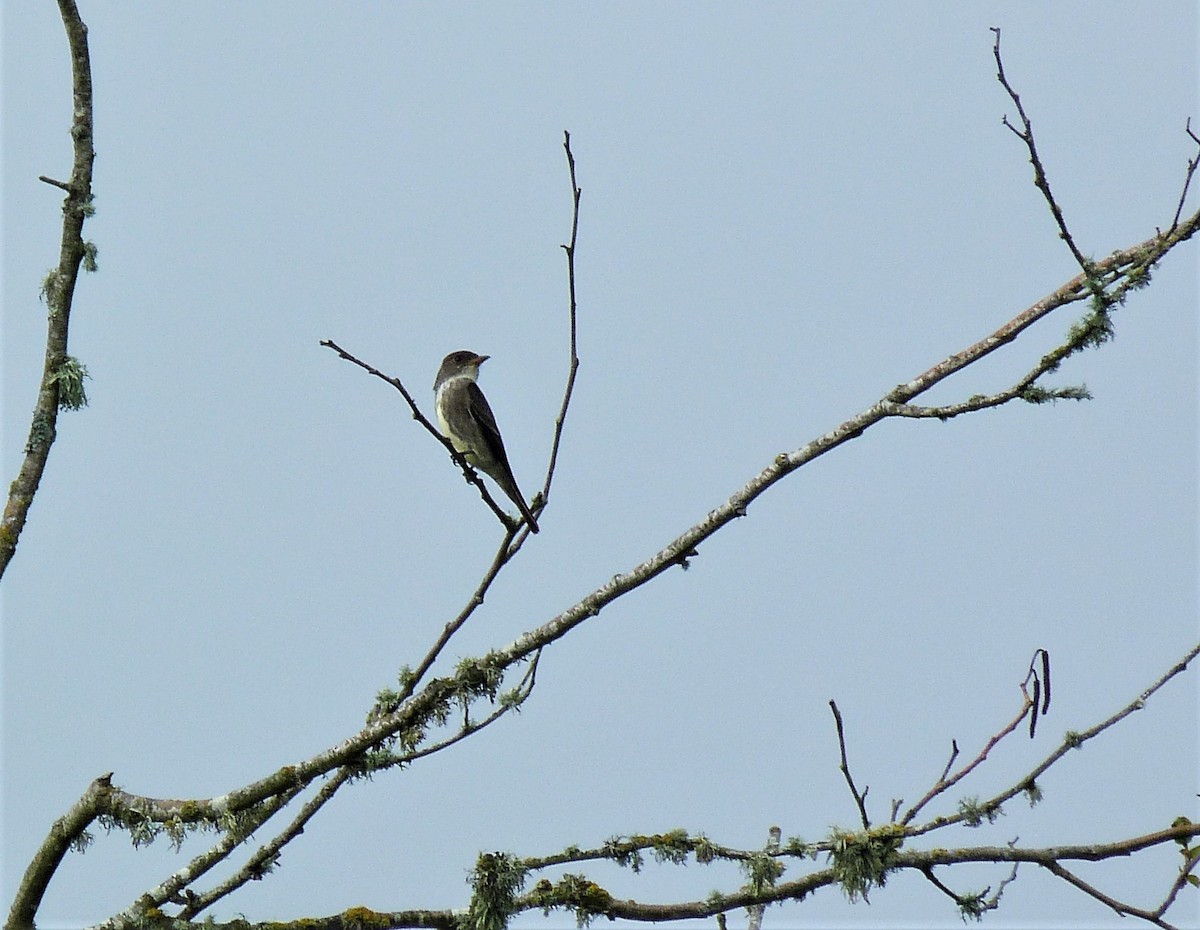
[167,656,542,923]
[1041,861,1178,929]
[907,640,1200,838]
[320,133,587,542]
[900,683,1034,825]
[396,532,519,701]
[1152,846,1200,923]
[1,0,97,580]
[319,339,515,531]
[1167,117,1200,234]
[363,136,587,701]
[541,130,583,511]
[991,27,1091,274]
[829,701,871,830]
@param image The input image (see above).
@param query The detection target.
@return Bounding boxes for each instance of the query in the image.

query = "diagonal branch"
[120,783,308,923]
[21,202,1198,930]
[127,654,544,924]
[991,27,1091,274]
[318,339,515,531]
[175,772,352,920]
[908,640,1200,839]
[900,651,1049,825]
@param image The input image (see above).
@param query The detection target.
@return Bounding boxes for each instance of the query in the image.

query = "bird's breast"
[435,384,473,455]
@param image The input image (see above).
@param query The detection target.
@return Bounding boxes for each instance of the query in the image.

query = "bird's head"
[435,350,489,389]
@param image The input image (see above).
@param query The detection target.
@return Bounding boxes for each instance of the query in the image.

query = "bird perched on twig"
[433,350,539,533]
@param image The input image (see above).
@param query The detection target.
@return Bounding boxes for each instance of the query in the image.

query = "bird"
[433,350,539,533]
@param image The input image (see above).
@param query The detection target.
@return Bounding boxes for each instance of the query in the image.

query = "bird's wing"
[467,380,511,465]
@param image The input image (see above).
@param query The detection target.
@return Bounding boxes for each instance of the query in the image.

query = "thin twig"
[900,693,1033,826]
[319,339,514,530]
[1167,118,1200,234]
[829,700,871,830]
[1041,860,1178,929]
[398,532,518,702]
[937,740,960,784]
[991,27,1092,275]
[398,650,542,765]
[541,130,583,505]
[1151,846,1200,921]
[388,135,585,699]
[907,640,1200,838]
[921,866,980,911]
[37,175,71,191]
[921,858,1015,920]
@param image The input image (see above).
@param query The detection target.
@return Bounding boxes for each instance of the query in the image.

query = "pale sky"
[3,4,1198,928]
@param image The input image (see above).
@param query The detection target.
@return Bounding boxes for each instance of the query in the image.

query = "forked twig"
[900,652,1048,825]
[829,700,871,830]
[1167,118,1200,234]
[991,27,1091,275]
[380,133,584,700]
[906,641,1200,837]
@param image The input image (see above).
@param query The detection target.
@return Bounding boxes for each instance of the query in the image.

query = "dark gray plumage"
[433,350,539,533]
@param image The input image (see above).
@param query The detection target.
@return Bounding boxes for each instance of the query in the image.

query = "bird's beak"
[475,354,491,366]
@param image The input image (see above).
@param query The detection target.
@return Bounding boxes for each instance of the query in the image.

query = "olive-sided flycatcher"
[434,350,539,533]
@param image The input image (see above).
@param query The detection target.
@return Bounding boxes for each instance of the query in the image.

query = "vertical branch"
[1,0,96,579]
[829,700,871,830]
[540,130,582,502]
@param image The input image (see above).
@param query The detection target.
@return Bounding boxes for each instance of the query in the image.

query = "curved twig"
[1,0,96,580]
